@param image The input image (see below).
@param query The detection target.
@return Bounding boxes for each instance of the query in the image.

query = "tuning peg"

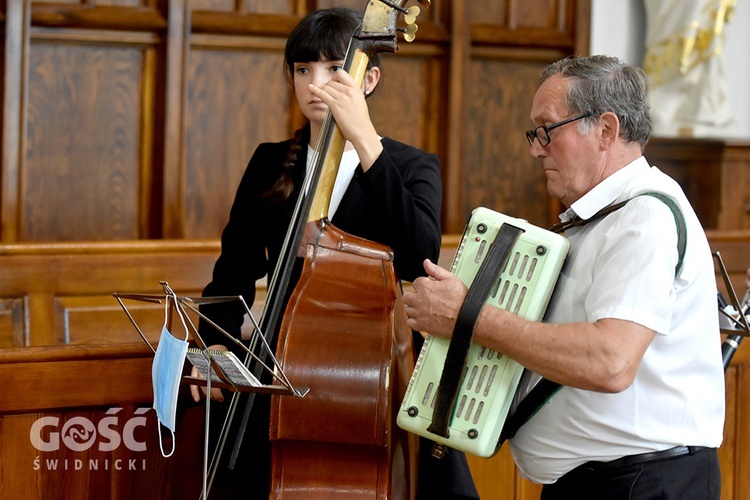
[404,5,421,25]
[418,0,431,5]
[399,23,418,42]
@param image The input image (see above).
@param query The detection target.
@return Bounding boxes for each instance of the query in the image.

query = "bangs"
[285,8,360,65]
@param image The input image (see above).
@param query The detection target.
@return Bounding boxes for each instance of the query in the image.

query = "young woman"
[192,7,477,499]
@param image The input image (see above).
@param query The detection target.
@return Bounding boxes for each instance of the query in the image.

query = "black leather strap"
[426,223,524,438]
[499,377,561,443]
[499,191,687,447]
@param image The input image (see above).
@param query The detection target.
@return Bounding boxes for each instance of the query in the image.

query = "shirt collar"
[561,156,651,222]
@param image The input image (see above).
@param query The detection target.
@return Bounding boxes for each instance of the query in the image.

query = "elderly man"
[404,55,725,499]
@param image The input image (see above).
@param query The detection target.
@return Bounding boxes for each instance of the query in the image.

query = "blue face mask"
[152,301,189,457]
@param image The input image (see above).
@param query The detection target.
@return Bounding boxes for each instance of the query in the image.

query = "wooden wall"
[0,0,590,246]
[0,0,746,242]
[645,138,750,231]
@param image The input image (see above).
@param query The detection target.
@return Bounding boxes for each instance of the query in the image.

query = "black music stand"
[713,253,750,371]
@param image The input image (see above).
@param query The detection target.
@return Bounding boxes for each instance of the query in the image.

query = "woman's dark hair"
[284,7,380,82]
[264,7,380,202]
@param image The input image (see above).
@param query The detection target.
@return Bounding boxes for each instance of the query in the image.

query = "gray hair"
[539,55,652,149]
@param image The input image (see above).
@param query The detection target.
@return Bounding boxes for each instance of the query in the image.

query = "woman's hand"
[308,69,383,170]
[190,344,228,403]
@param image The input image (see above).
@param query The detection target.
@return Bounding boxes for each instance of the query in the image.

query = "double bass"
[206,2,429,498]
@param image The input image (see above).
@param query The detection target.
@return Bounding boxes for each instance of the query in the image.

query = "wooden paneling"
[184,41,290,239]
[1,0,30,243]
[191,0,294,15]
[0,240,220,347]
[462,56,554,227]
[25,42,146,241]
[369,48,449,161]
[444,0,589,233]
[470,0,577,47]
[1,0,588,243]
[30,1,168,31]
[0,241,218,499]
[645,138,750,231]
[0,373,205,499]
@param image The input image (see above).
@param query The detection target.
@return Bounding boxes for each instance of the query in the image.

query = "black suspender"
[497,192,687,446]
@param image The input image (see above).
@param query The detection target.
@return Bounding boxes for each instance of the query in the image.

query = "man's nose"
[529,138,545,158]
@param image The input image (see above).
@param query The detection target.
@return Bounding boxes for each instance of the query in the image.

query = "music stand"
[713,253,750,373]
[113,281,308,499]
[714,253,750,336]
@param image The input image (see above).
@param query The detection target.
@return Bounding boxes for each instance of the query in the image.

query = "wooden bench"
[0,232,749,499]
[0,240,220,499]
[0,240,221,348]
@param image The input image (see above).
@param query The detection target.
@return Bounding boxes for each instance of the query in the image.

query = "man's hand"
[403,259,469,337]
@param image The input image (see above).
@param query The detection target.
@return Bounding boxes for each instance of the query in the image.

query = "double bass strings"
[204,103,341,490]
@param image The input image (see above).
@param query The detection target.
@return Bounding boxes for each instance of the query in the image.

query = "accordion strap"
[499,377,561,442]
[499,191,687,444]
[426,223,524,439]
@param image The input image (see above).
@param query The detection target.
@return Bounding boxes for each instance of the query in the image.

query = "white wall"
[590,0,750,138]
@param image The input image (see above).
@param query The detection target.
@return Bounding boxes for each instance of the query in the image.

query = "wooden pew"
[0,240,221,347]
[0,240,220,499]
[0,232,749,499]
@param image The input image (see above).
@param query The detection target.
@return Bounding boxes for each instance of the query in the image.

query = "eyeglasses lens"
[527,127,550,146]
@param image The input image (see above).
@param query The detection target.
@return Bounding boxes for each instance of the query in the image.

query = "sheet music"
[186,348,261,388]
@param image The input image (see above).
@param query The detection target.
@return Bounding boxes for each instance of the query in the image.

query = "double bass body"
[270,220,417,498]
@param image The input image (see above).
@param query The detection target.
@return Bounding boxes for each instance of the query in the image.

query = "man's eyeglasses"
[525,112,592,147]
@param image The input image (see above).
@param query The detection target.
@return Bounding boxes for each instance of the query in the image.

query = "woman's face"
[293,58,344,126]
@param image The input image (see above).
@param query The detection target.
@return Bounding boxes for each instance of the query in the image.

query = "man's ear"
[598,111,620,149]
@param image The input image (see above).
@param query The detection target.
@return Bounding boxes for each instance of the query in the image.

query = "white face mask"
[151,298,189,457]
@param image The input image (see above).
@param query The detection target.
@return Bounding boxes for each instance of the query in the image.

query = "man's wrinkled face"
[528,74,601,207]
